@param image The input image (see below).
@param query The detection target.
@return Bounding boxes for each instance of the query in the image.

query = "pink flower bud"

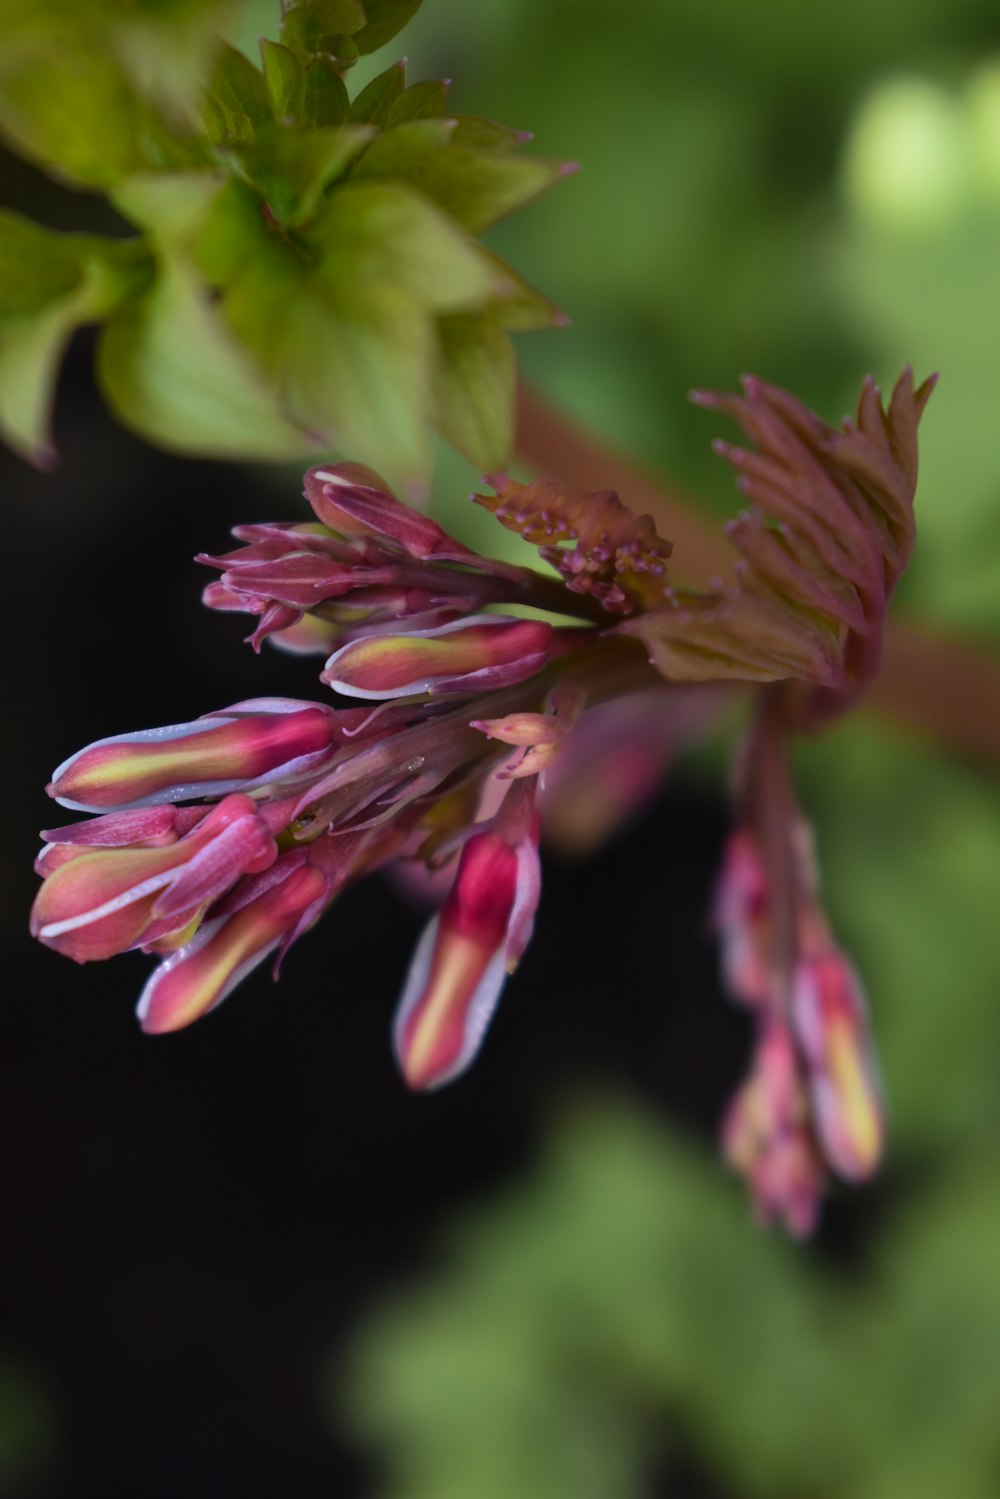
[713,828,771,1008]
[722,1022,826,1238]
[322,615,553,700]
[34,805,206,876]
[304,465,477,563]
[137,858,329,1034]
[393,822,541,1091]
[48,702,338,812]
[791,950,885,1181]
[31,795,277,963]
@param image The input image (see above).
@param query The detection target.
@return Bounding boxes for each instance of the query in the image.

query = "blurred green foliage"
[0,0,565,490]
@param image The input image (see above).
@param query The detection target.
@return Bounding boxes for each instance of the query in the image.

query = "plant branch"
[515,383,1000,766]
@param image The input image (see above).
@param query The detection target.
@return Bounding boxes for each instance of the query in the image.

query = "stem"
[744,686,802,1012]
[516,381,1000,765]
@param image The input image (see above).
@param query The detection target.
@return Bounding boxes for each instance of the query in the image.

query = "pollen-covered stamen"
[475,474,672,613]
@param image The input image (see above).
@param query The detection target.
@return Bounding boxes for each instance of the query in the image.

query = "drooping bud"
[791,949,885,1181]
[137,857,328,1034]
[322,615,554,699]
[393,804,541,1091]
[713,828,771,1008]
[48,701,338,812]
[722,1021,826,1238]
[31,795,278,962]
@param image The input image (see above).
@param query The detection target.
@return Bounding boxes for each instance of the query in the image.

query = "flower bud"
[713,828,770,1008]
[393,823,541,1090]
[304,465,476,562]
[791,950,885,1181]
[472,685,583,779]
[31,795,277,963]
[48,702,338,812]
[137,858,328,1034]
[322,615,553,700]
[722,1022,826,1238]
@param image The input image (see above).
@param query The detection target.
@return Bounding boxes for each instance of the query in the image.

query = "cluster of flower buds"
[31,372,931,1232]
[32,463,671,1086]
[713,700,885,1235]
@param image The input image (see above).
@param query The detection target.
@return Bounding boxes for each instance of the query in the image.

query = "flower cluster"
[714,713,884,1236]
[31,372,933,1233]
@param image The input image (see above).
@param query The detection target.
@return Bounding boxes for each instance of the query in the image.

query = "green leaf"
[433,313,515,469]
[224,124,376,226]
[202,41,273,145]
[281,0,366,56]
[0,215,80,319]
[196,177,508,487]
[303,283,434,496]
[451,116,533,152]
[386,79,450,126]
[0,213,150,465]
[474,251,566,331]
[348,116,457,182]
[301,58,351,126]
[352,0,425,54]
[422,147,571,234]
[347,59,406,125]
[0,38,202,187]
[102,0,235,121]
[311,180,513,312]
[112,173,225,246]
[1,0,231,121]
[96,250,316,461]
[350,120,569,232]
[260,40,305,124]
